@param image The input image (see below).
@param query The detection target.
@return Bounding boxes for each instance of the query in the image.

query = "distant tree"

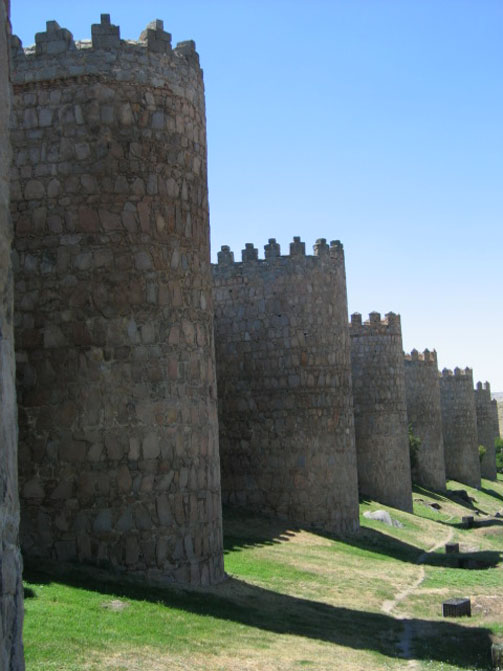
[478,445,487,463]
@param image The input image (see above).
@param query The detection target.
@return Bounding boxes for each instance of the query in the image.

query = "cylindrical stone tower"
[439,368,481,489]
[1,1,25,668]
[349,312,413,512]
[212,238,360,534]
[491,400,500,440]
[10,15,224,585]
[404,348,446,491]
[474,381,498,481]
[496,398,503,438]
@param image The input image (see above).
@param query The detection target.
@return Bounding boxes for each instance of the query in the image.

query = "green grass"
[22,475,503,671]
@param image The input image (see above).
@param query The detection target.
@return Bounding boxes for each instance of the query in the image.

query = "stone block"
[442,598,471,617]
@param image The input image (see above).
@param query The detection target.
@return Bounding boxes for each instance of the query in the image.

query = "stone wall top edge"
[474,381,493,402]
[348,311,401,334]
[439,366,473,379]
[404,348,438,365]
[213,237,344,267]
[11,14,200,75]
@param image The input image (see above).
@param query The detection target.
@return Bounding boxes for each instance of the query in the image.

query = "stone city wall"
[212,237,360,533]
[0,0,25,668]
[10,15,224,585]
[474,382,498,481]
[404,348,446,491]
[490,400,500,440]
[349,312,413,512]
[439,368,481,489]
[493,396,503,439]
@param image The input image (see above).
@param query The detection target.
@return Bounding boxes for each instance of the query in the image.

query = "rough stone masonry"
[474,381,498,480]
[10,15,224,585]
[349,312,413,512]
[0,0,25,668]
[212,238,360,533]
[404,348,446,491]
[439,368,481,489]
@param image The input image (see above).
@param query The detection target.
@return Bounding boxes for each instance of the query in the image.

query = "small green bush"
[478,444,487,463]
[408,424,421,473]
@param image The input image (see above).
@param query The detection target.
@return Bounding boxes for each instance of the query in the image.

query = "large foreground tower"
[11,15,224,585]
[1,0,25,668]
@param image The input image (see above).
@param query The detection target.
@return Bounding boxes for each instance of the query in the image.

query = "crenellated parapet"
[441,367,473,378]
[475,380,492,403]
[212,234,360,534]
[11,14,200,89]
[214,237,345,267]
[439,365,480,488]
[349,311,401,337]
[404,348,438,366]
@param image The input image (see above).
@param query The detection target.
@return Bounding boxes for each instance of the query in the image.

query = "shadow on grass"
[438,518,503,531]
[423,550,502,569]
[413,485,448,502]
[480,486,503,504]
[444,490,488,514]
[336,526,502,569]
[223,505,300,554]
[224,507,502,571]
[23,560,492,670]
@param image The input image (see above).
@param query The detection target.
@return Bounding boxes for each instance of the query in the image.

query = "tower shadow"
[23,560,492,670]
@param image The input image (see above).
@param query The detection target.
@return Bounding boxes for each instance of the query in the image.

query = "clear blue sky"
[11,1,503,390]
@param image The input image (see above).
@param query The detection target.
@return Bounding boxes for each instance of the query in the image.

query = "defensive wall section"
[1,1,24,668]
[10,15,224,585]
[495,398,503,437]
[491,400,500,442]
[474,382,498,480]
[349,312,413,512]
[212,238,360,533]
[439,368,481,489]
[404,349,446,491]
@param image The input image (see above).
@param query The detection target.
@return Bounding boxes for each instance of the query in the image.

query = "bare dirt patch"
[101,599,130,612]
[472,595,503,619]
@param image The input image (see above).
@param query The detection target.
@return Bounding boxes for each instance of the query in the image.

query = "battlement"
[11,14,200,85]
[440,367,473,379]
[475,380,492,403]
[349,311,402,336]
[404,348,438,365]
[213,237,345,268]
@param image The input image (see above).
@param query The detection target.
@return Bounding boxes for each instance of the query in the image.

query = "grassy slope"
[23,475,503,671]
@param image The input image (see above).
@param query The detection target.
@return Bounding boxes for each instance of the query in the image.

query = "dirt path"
[381,523,455,669]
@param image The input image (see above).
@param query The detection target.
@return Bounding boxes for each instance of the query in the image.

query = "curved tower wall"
[213,238,360,534]
[491,400,500,440]
[474,382,498,480]
[10,16,224,585]
[404,349,446,491]
[0,1,25,668]
[495,399,503,438]
[349,312,413,512]
[439,368,481,489]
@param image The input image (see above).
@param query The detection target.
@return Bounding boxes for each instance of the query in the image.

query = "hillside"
[23,476,503,671]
